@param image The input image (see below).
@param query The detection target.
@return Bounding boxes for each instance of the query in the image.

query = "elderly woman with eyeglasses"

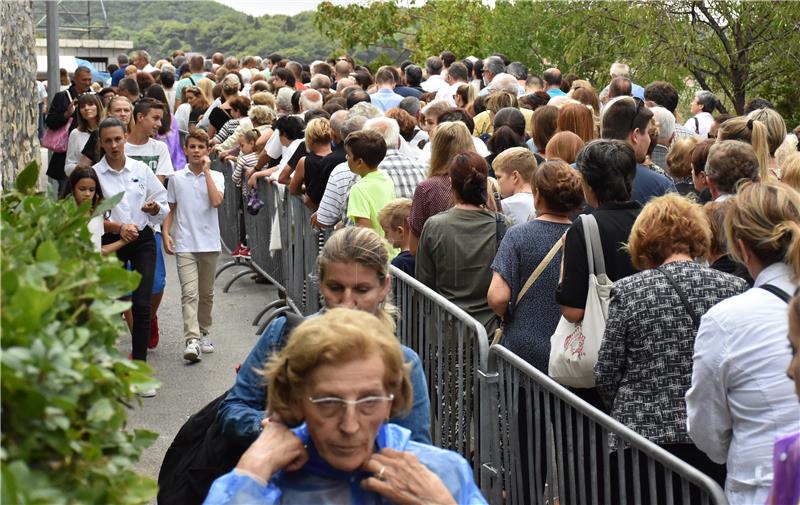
[204,308,486,505]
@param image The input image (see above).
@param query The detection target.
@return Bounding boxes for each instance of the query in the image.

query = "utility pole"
[46,0,59,98]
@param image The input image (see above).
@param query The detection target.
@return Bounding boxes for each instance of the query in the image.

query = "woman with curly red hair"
[595,193,749,500]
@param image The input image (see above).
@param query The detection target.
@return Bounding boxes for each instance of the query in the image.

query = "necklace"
[536,212,571,224]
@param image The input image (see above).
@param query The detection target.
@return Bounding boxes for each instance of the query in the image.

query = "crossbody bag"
[492,238,564,345]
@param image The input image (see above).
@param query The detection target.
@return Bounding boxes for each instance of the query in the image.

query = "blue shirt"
[369,88,404,112]
[546,88,567,98]
[631,163,676,205]
[217,315,432,445]
[394,86,423,98]
[111,67,126,86]
[204,423,487,505]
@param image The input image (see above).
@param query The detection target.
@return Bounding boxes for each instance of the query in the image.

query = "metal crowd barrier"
[211,154,331,331]
[212,158,727,504]
[480,345,728,505]
[212,158,240,256]
[390,265,490,480]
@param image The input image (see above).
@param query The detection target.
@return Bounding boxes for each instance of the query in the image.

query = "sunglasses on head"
[628,96,645,133]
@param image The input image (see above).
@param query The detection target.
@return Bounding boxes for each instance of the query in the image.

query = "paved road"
[126,251,279,485]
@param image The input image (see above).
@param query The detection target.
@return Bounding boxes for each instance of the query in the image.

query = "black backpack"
[156,313,305,504]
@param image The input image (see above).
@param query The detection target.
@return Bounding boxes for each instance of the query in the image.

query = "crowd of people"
[41,47,800,504]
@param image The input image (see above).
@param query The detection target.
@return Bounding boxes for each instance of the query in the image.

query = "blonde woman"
[687,181,800,505]
[218,226,431,446]
[207,309,486,504]
[288,118,332,203]
[746,107,787,178]
[716,116,772,181]
[407,121,475,254]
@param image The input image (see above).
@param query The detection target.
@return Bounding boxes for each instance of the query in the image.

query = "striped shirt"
[316,162,358,227]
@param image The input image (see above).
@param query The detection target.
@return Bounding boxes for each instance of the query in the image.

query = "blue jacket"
[204,423,487,505]
[218,316,432,445]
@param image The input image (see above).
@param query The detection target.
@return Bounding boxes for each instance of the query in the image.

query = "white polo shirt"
[94,156,169,231]
[166,167,225,253]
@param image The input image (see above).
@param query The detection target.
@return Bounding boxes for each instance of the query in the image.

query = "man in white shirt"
[434,62,469,106]
[420,56,448,94]
[685,89,718,138]
[126,98,175,350]
[163,130,224,363]
[94,118,168,389]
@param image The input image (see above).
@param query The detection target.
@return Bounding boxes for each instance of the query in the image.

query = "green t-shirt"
[347,170,398,256]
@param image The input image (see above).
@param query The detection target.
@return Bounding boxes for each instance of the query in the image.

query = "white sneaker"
[138,388,157,398]
[200,335,215,354]
[183,339,202,363]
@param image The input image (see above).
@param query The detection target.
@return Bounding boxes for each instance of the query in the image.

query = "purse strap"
[759,284,792,303]
[493,186,506,250]
[581,214,606,276]
[656,266,700,329]
[515,238,563,305]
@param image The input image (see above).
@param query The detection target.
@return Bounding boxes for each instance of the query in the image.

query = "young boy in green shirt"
[345,129,397,233]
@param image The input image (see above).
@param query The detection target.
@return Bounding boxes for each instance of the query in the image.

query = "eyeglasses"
[308,394,394,417]
[628,97,644,133]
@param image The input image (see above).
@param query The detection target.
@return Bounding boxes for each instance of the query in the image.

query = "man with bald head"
[364,117,426,198]
[543,68,566,97]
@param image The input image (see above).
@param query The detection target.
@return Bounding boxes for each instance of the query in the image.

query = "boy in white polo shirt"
[163,130,224,363]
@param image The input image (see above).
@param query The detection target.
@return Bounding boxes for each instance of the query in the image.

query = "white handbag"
[548,214,613,388]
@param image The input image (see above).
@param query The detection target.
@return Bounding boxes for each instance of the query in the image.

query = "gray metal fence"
[480,345,728,505]
[391,265,490,480]
[211,157,728,504]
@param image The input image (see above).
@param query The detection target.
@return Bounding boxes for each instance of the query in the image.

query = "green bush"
[1,162,159,504]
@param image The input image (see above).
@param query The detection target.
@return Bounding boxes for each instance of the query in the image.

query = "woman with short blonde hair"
[207,308,486,504]
[596,194,748,497]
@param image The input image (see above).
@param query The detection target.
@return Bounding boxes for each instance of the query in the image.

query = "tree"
[315,0,800,125]
[573,1,800,120]
[1,1,39,189]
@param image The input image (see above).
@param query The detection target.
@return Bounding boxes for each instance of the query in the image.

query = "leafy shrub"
[1,162,159,504]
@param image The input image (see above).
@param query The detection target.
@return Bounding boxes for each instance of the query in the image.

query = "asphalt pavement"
[125,251,279,484]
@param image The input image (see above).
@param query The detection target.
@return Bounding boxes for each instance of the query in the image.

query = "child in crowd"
[162,130,225,363]
[493,147,538,226]
[61,165,127,255]
[230,129,260,258]
[345,130,397,255]
[379,198,414,276]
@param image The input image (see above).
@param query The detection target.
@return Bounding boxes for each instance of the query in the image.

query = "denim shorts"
[152,231,166,294]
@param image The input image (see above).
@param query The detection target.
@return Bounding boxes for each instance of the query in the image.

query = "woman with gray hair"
[684,89,718,138]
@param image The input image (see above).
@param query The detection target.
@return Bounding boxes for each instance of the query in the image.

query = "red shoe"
[148,316,160,349]
[231,243,243,257]
[238,246,251,258]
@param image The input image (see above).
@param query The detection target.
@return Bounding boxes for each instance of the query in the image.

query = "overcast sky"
[218,0,352,17]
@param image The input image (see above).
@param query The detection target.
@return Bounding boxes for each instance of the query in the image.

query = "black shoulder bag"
[656,266,700,329]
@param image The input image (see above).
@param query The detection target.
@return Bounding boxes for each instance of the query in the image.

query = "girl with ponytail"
[746,108,788,179]
[686,180,800,505]
[717,116,772,181]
